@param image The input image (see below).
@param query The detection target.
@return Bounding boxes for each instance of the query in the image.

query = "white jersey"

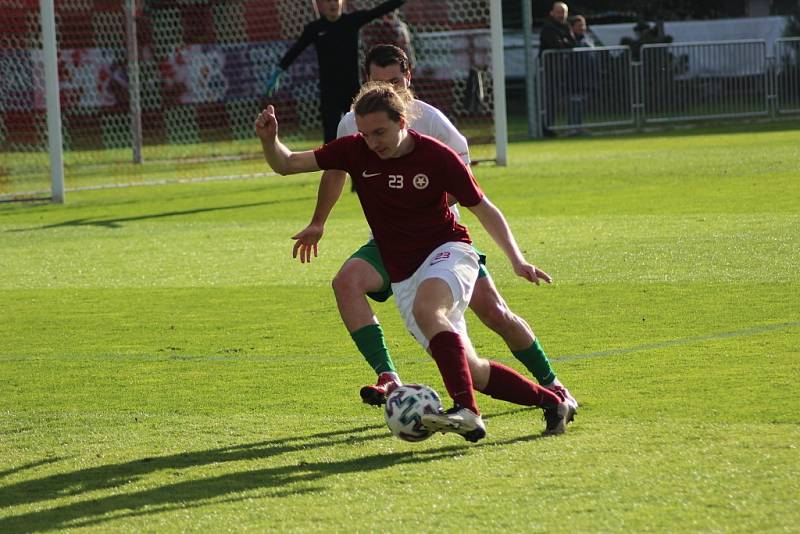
[336,99,470,165]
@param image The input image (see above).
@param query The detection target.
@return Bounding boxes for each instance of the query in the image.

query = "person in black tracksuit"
[538,2,575,137]
[270,0,406,142]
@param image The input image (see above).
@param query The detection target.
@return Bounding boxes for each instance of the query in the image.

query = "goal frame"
[34,0,507,203]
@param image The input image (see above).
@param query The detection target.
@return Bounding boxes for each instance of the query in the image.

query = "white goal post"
[40,0,65,203]
[490,0,508,166]
[0,0,508,202]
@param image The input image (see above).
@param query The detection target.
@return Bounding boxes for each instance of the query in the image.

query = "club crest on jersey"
[412,174,429,190]
[430,251,451,265]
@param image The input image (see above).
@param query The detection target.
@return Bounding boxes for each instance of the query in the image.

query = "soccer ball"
[384,384,443,442]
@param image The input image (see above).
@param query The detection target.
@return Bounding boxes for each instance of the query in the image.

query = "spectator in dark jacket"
[539,2,575,56]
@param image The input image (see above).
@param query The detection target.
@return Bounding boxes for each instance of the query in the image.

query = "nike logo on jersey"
[362,171,381,178]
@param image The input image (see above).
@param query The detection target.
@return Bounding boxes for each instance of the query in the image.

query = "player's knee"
[331,270,360,298]
[477,301,515,333]
[332,261,378,297]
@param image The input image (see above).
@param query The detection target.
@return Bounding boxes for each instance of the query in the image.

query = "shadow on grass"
[0,458,65,482]
[8,196,313,231]
[0,408,545,531]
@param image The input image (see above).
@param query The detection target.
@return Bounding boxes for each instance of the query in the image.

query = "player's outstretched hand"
[254,105,278,142]
[514,262,553,286]
[291,223,324,264]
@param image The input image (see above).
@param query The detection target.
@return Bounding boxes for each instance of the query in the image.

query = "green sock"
[350,324,396,375]
[512,338,556,386]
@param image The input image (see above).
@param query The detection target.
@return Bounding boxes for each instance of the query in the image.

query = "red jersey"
[314,130,484,282]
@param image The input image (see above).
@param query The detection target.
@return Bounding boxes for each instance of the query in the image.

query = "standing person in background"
[539,2,574,55]
[539,2,575,138]
[567,14,595,135]
[266,0,406,142]
[570,15,594,48]
[255,83,577,440]
[291,45,578,413]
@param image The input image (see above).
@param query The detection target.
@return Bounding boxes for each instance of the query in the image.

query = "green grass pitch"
[1,126,799,531]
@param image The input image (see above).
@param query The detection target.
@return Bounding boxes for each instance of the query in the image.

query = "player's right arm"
[255,105,320,175]
[279,23,316,70]
[267,23,317,95]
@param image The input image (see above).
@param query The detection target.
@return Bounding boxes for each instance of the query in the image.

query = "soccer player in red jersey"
[255,83,575,440]
[293,45,578,411]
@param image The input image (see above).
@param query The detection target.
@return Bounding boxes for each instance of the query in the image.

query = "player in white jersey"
[291,45,577,410]
[337,96,469,164]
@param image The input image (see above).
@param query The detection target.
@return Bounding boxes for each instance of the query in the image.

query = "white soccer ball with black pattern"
[384,384,443,442]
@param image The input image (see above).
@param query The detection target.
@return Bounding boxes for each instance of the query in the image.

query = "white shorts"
[391,241,480,349]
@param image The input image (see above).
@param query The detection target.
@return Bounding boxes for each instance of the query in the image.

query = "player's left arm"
[291,169,348,263]
[355,0,406,26]
[291,113,357,262]
[465,198,552,286]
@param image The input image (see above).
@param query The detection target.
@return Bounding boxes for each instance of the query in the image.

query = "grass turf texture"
[1,127,799,531]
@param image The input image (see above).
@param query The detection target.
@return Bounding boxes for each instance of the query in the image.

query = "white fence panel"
[775,37,800,115]
[640,40,769,123]
[539,46,634,132]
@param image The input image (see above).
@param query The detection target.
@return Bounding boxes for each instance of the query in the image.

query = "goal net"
[0,0,500,200]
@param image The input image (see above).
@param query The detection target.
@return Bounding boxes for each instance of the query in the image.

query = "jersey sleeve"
[336,112,357,139]
[441,148,483,207]
[314,136,355,171]
[427,106,471,165]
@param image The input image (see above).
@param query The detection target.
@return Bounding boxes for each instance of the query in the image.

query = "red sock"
[428,331,479,414]
[480,361,561,407]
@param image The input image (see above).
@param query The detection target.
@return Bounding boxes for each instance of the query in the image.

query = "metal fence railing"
[641,40,769,123]
[534,38,800,134]
[539,46,634,133]
[775,37,800,115]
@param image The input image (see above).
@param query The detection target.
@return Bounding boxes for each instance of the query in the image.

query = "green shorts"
[349,240,488,303]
